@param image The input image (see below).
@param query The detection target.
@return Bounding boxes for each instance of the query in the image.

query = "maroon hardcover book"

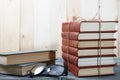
[64,60,116,77]
[62,38,116,48]
[62,31,117,40]
[62,52,116,67]
[62,45,116,57]
[62,21,118,32]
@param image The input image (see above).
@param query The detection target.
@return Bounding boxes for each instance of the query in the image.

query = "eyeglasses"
[26,64,67,78]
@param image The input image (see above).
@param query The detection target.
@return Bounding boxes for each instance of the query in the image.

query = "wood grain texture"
[0,0,20,52]
[20,0,34,51]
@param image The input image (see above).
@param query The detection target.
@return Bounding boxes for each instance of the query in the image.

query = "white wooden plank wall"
[0,0,20,52]
[34,0,51,50]
[0,0,119,58]
[20,0,34,51]
[49,0,66,57]
[34,0,66,57]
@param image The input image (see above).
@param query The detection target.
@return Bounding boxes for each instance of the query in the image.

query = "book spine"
[62,45,78,56]
[64,60,79,77]
[62,39,79,48]
[62,32,79,40]
[62,22,80,32]
[62,22,70,32]
[62,52,78,66]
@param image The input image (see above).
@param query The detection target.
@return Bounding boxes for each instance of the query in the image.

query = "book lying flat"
[62,52,115,67]
[62,21,117,32]
[62,38,116,48]
[0,50,56,65]
[0,61,54,76]
[64,61,116,77]
[62,31,117,40]
[62,45,116,57]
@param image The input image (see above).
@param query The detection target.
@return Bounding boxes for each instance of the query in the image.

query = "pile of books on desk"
[62,21,118,77]
[0,50,56,76]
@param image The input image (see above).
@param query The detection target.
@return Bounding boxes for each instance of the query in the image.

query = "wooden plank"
[0,0,20,52]
[34,0,51,49]
[20,0,34,51]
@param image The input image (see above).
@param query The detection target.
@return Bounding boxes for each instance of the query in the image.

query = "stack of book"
[61,21,118,77]
[0,50,56,76]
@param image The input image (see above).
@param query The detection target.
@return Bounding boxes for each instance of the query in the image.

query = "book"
[62,21,118,32]
[62,38,116,48]
[61,21,117,77]
[0,50,56,65]
[64,61,115,77]
[62,52,115,67]
[62,45,116,57]
[62,31,117,40]
[0,60,54,76]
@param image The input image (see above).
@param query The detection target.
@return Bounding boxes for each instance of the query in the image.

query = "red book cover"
[62,22,80,32]
[62,22,70,32]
